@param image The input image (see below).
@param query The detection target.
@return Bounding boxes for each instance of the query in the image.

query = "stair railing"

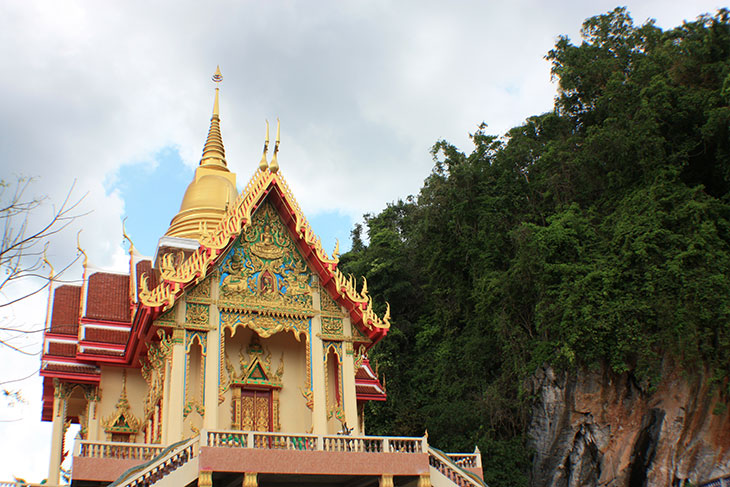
[428,447,486,487]
[108,437,198,487]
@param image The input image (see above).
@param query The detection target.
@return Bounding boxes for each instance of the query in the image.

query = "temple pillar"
[204,313,220,429]
[379,474,394,487]
[167,327,187,442]
[204,281,220,430]
[86,394,100,441]
[417,474,431,487]
[198,470,213,487]
[341,317,358,433]
[48,382,68,486]
[311,287,327,434]
[243,472,258,487]
[161,356,172,443]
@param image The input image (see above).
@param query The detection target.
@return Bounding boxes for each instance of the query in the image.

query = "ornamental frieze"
[220,311,309,341]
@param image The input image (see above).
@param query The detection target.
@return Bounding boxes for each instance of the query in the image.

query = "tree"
[0,177,84,394]
[340,8,730,487]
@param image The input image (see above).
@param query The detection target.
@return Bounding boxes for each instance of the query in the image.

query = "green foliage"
[339,8,730,486]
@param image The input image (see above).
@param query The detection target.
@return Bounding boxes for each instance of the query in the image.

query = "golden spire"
[269,118,280,173]
[200,66,227,169]
[259,120,269,171]
[165,67,238,241]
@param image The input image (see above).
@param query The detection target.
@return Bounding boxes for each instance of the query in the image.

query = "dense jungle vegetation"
[338,8,730,486]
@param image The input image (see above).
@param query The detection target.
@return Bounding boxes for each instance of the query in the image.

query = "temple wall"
[221,326,311,433]
[97,366,147,442]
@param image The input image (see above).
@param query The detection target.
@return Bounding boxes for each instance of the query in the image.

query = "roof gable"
[138,168,390,348]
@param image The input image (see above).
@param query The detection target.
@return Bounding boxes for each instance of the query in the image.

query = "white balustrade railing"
[202,429,427,454]
[446,453,481,468]
[76,440,165,460]
[429,448,486,487]
[110,437,198,487]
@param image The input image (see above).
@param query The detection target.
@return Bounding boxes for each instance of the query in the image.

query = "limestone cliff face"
[528,364,730,487]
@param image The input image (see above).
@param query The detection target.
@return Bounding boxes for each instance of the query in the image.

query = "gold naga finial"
[269,118,280,173]
[42,245,54,281]
[259,120,270,171]
[77,230,89,324]
[122,217,135,255]
[43,246,54,331]
[76,230,88,270]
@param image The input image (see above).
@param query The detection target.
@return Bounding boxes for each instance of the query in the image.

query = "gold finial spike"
[43,245,54,331]
[122,217,135,255]
[76,230,88,270]
[259,120,270,171]
[269,118,280,173]
[200,67,227,169]
[77,230,89,324]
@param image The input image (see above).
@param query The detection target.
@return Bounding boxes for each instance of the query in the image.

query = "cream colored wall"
[96,366,147,442]
[220,326,310,433]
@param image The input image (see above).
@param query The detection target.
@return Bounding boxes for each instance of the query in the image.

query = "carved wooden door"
[240,389,272,432]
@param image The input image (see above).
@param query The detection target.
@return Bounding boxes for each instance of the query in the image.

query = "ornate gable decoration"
[103,371,141,435]
[138,161,390,346]
[219,201,312,313]
[226,335,284,389]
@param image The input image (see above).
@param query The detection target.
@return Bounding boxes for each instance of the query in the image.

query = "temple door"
[240,389,272,432]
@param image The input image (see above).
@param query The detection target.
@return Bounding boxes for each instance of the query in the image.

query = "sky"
[0,0,723,482]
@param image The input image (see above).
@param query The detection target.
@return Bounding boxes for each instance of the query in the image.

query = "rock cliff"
[528,364,730,487]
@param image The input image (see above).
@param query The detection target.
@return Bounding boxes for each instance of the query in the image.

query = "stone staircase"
[108,437,199,487]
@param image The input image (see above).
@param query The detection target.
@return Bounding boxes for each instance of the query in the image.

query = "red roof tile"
[47,342,77,357]
[50,285,81,335]
[83,327,129,344]
[85,273,131,322]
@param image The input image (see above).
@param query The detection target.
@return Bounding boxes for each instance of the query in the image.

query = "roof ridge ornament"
[269,119,280,173]
[259,120,270,171]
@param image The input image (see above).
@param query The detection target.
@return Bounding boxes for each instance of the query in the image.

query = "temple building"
[38,69,484,487]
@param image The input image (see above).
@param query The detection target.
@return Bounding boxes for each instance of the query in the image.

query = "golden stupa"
[166,66,238,240]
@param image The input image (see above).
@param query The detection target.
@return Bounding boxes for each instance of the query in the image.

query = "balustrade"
[428,448,485,487]
[77,441,164,460]
[446,453,479,468]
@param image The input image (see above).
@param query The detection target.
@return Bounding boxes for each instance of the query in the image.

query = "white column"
[164,295,188,442]
[341,317,358,433]
[48,385,67,486]
[86,395,100,441]
[204,297,220,430]
[311,287,327,434]
[167,327,187,442]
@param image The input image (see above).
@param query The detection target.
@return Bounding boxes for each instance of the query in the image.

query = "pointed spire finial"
[269,118,280,173]
[259,120,270,171]
[200,66,227,169]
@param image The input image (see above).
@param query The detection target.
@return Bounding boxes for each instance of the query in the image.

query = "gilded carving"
[319,286,342,316]
[185,303,209,327]
[187,275,212,302]
[321,317,343,336]
[221,311,309,341]
[219,201,313,312]
[103,371,141,436]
